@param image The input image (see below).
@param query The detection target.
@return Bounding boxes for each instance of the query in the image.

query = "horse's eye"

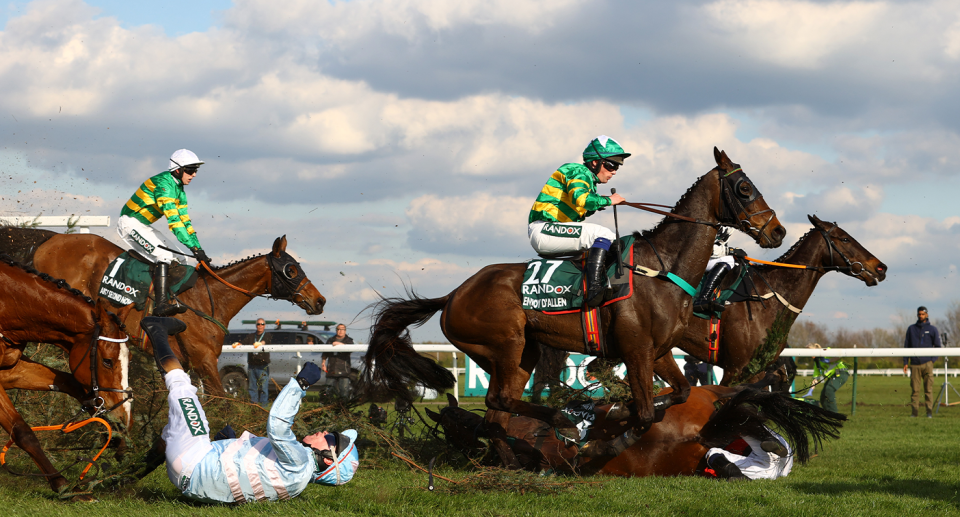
[102,359,114,369]
[285,265,298,279]
[737,181,753,197]
[841,238,849,243]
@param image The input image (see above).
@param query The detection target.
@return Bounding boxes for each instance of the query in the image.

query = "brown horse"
[653,214,887,390]
[0,256,129,500]
[366,147,786,468]
[0,232,325,395]
[427,384,845,477]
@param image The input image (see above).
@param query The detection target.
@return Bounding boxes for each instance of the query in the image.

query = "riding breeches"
[528,221,615,255]
[707,255,735,270]
[117,215,191,265]
[162,369,214,491]
[705,432,793,480]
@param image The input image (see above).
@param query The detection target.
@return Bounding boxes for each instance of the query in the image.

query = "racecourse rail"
[222,345,960,412]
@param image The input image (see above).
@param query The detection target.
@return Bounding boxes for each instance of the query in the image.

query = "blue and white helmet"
[306,429,359,486]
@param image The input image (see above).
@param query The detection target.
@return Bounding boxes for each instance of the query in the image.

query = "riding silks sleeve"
[152,173,202,249]
[529,163,611,223]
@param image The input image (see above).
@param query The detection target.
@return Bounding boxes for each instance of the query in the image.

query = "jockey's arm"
[567,170,612,212]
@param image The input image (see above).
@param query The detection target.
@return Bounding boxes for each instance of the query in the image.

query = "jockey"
[693,228,735,314]
[142,317,359,504]
[704,427,793,480]
[117,149,212,317]
[528,136,629,307]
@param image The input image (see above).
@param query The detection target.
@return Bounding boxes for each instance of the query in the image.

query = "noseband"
[718,167,777,240]
[78,326,133,418]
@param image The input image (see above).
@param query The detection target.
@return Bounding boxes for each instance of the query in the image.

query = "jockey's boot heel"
[140,316,187,375]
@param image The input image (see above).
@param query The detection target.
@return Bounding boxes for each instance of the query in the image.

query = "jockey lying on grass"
[142,317,359,504]
[528,135,630,307]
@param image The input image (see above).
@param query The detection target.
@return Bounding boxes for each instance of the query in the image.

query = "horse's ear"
[272,235,288,257]
[425,408,441,422]
[447,392,458,407]
[714,146,722,165]
[807,214,823,227]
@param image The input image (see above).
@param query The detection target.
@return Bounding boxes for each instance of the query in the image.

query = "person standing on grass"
[903,306,942,418]
[807,343,849,413]
[323,324,355,399]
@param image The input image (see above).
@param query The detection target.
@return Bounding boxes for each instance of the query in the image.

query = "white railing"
[0,215,111,234]
[221,345,960,402]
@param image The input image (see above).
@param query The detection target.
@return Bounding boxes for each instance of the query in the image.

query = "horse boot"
[152,262,188,317]
[707,453,749,481]
[693,263,731,314]
[141,316,187,375]
[584,239,611,308]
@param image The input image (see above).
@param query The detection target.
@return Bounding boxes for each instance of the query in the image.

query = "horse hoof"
[760,440,788,457]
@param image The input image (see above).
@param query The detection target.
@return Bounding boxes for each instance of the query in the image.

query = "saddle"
[98,251,198,310]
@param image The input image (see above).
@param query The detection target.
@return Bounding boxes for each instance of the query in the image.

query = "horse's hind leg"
[0,387,74,497]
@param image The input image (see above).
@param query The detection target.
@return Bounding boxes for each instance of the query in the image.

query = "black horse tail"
[361,291,456,402]
[699,387,846,464]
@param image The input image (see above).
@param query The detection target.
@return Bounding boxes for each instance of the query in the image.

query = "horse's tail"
[699,387,846,464]
[361,291,456,402]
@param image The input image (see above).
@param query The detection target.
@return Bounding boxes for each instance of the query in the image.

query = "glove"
[192,247,212,266]
[297,362,323,390]
[730,248,747,259]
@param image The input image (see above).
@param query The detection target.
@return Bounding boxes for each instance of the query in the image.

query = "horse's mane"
[770,227,816,264]
[0,253,94,305]
[631,171,712,241]
[210,253,268,271]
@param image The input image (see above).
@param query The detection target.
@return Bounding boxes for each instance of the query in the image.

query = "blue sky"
[2,0,960,342]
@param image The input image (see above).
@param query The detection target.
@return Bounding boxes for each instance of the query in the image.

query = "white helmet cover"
[168,149,204,171]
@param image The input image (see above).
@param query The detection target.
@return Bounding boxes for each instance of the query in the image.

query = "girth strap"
[758,292,802,314]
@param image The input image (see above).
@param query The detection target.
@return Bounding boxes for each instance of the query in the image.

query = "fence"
[222,345,960,410]
[0,215,110,234]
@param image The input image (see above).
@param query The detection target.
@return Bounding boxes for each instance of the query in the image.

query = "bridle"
[266,252,315,307]
[717,167,778,241]
[74,324,133,418]
[815,222,870,280]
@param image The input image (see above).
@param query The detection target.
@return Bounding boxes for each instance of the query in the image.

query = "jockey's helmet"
[304,429,360,486]
[582,135,631,165]
[168,149,205,171]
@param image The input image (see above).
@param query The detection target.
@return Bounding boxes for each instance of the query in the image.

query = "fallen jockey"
[703,428,793,481]
[141,317,359,504]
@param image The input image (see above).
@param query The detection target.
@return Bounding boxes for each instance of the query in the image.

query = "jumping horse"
[0,256,129,501]
[651,214,887,392]
[427,383,846,477]
[0,232,325,395]
[366,147,786,468]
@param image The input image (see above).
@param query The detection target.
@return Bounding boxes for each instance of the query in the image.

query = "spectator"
[807,343,848,413]
[903,306,942,418]
[323,324,354,399]
[306,336,317,345]
[243,318,272,407]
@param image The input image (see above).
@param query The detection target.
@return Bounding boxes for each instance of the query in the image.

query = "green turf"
[0,376,957,515]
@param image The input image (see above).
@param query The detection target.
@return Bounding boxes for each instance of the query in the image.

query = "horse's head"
[426,393,487,453]
[714,147,786,248]
[70,300,132,429]
[267,235,327,315]
[808,214,887,286]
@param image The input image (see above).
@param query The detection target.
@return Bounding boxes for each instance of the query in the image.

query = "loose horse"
[366,148,786,467]
[428,384,845,477]
[0,256,129,500]
[0,232,325,395]
[654,214,887,390]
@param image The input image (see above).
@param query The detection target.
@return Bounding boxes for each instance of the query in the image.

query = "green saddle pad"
[98,252,197,310]
[522,236,635,311]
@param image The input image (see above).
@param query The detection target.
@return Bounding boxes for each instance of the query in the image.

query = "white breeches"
[528,221,615,255]
[162,370,214,490]
[117,215,191,265]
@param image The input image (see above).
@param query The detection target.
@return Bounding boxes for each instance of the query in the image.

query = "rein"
[200,261,254,296]
[620,201,720,227]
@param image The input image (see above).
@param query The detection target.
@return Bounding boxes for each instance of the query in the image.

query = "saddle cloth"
[521,236,635,312]
[98,252,198,310]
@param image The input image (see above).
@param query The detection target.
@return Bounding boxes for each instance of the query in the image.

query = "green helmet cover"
[582,135,631,162]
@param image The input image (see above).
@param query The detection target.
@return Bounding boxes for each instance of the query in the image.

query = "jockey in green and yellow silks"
[528,135,630,307]
[118,149,212,317]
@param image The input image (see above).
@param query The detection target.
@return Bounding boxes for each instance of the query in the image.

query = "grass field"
[0,376,957,516]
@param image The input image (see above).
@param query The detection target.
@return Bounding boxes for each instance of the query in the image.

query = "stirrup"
[153,302,188,317]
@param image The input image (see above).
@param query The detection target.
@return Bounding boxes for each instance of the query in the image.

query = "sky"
[2,0,959,343]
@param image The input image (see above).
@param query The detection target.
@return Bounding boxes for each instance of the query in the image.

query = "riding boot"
[707,453,749,481]
[584,246,609,308]
[141,316,187,375]
[152,262,187,317]
[693,263,731,314]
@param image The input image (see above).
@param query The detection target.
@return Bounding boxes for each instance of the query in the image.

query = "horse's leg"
[652,355,691,406]
[0,358,88,401]
[615,334,658,428]
[0,387,77,496]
